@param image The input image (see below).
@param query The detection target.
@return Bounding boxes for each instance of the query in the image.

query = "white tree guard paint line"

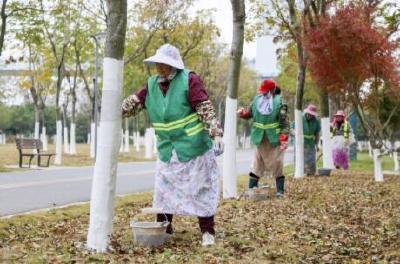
[63,127,70,154]
[151,128,157,154]
[33,122,40,154]
[119,129,124,152]
[222,97,238,198]
[294,109,304,178]
[368,141,372,157]
[90,123,95,158]
[87,133,91,144]
[41,126,48,151]
[55,120,63,165]
[393,151,399,172]
[144,128,152,159]
[373,148,383,182]
[70,123,77,154]
[34,122,40,139]
[87,58,123,252]
[123,128,129,152]
[135,132,140,152]
[321,118,334,169]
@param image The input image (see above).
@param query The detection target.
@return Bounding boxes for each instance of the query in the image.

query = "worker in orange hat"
[238,79,290,197]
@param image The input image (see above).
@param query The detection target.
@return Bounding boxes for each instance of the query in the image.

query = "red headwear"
[258,79,276,94]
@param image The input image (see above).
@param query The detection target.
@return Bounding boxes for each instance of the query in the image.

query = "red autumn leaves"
[304,4,400,95]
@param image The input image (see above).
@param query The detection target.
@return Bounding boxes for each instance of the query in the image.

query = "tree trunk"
[62,104,70,154]
[144,128,152,158]
[372,148,383,182]
[222,0,245,198]
[87,0,127,252]
[40,110,48,151]
[294,61,306,178]
[320,89,334,169]
[69,64,78,155]
[135,117,140,152]
[0,0,7,57]
[55,120,63,164]
[123,117,129,152]
[394,150,399,172]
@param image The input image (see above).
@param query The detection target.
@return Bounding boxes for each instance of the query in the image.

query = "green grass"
[1,152,399,263]
[282,151,396,176]
[0,143,155,171]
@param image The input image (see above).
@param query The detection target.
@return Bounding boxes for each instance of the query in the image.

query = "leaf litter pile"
[1,172,399,263]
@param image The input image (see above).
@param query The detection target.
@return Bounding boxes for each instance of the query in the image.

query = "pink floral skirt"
[152,149,220,217]
[332,136,349,169]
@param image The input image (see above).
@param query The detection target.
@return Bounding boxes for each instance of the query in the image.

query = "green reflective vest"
[302,115,321,147]
[332,121,349,139]
[250,95,281,146]
[145,70,212,162]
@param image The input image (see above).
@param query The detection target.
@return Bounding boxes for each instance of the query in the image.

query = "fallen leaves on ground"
[0,172,399,263]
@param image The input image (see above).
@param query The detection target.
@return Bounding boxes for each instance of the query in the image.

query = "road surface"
[0,148,293,216]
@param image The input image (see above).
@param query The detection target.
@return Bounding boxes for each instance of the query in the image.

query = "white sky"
[196,0,256,59]
[196,0,278,75]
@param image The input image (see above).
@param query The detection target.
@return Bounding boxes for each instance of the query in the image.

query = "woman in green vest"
[302,104,321,175]
[238,79,290,197]
[121,44,223,246]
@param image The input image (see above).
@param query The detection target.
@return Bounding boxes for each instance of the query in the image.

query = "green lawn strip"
[0,153,399,263]
[0,143,155,172]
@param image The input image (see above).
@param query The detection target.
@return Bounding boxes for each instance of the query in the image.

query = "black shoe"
[249,172,260,189]
[275,176,285,197]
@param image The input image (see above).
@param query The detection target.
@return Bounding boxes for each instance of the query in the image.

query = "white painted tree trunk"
[87,133,91,144]
[123,128,129,152]
[144,128,152,159]
[63,126,70,154]
[135,132,140,152]
[393,151,399,172]
[33,121,40,154]
[368,141,372,157]
[321,117,334,169]
[294,109,304,178]
[41,126,48,151]
[222,97,238,198]
[90,122,95,158]
[152,128,157,154]
[70,123,77,154]
[119,129,124,152]
[1,134,5,144]
[373,148,383,182]
[55,120,63,165]
[34,122,40,139]
[87,58,124,252]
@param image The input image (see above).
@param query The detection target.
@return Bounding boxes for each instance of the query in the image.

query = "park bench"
[16,139,54,168]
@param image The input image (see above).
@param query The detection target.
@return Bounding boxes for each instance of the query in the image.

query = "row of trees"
[0,0,258,163]
[249,0,400,181]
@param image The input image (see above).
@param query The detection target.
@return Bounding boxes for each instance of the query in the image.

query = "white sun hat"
[143,44,185,69]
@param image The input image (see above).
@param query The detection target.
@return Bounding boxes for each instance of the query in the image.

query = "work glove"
[122,94,141,118]
[237,107,251,119]
[279,134,288,150]
[213,136,224,156]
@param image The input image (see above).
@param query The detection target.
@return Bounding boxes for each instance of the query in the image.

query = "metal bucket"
[245,185,269,201]
[130,220,169,247]
[318,168,331,176]
[130,208,169,247]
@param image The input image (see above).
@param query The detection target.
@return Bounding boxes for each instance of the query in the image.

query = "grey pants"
[304,145,317,175]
